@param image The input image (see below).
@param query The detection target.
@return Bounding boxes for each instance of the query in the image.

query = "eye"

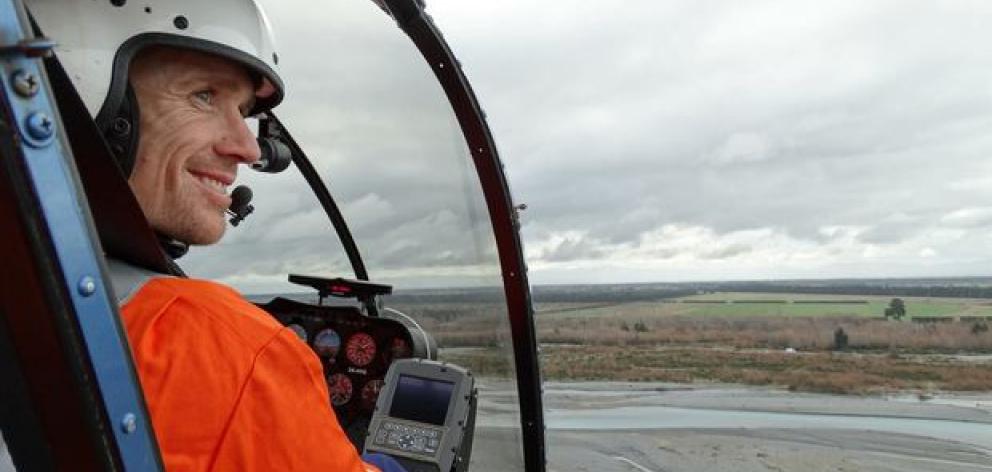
[192,89,214,105]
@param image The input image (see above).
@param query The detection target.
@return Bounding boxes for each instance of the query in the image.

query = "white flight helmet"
[26,0,284,173]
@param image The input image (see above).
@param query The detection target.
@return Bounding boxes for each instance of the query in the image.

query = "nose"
[214,109,261,164]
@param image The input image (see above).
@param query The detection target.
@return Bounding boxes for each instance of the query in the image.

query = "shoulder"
[119,278,329,469]
[119,277,308,391]
[121,277,284,351]
[119,277,317,409]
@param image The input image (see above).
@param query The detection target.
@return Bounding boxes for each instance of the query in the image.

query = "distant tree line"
[376,277,992,306]
[693,283,992,299]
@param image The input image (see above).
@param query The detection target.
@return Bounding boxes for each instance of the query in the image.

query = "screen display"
[389,375,454,425]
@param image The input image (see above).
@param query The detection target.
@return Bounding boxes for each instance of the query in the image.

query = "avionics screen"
[389,375,454,425]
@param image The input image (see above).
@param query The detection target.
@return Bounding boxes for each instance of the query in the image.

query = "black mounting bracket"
[288,274,392,317]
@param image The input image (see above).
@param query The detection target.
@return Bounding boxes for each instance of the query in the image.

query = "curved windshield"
[428,1,992,471]
[183,1,526,470]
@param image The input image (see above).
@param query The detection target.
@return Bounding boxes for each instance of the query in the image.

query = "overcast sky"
[182,0,992,293]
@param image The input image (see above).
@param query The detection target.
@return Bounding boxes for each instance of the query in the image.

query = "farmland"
[388,286,992,394]
[537,292,992,320]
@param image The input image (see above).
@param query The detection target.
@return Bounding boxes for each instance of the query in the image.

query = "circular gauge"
[287,323,308,342]
[360,379,385,409]
[345,332,377,366]
[389,337,412,360]
[327,373,353,406]
[313,328,342,358]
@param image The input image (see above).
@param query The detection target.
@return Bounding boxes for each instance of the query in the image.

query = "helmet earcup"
[98,84,141,177]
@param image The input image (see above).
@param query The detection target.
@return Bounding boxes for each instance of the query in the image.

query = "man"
[122,46,382,471]
[28,1,404,470]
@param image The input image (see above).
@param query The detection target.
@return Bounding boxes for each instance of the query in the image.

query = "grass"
[675,292,992,318]
[441,345,992,394]
[398,293,992,394]
[532,294,992,321]
[409,296,992,352]
[532,315,992,352]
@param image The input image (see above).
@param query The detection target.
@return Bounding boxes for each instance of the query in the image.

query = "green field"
[536,292,992,320]
[432,291,992,393]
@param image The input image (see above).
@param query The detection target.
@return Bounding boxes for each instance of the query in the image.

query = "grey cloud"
[941,208,992,229]
[183,0,992,291]
[700,243,753,260]
[857,213,932,244]
[533,234,608,263]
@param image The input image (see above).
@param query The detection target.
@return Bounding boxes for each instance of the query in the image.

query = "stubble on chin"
[173,211,227,246]
[151,193,228,246]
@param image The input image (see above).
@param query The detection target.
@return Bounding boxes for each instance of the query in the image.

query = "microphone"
[227,185,254,227]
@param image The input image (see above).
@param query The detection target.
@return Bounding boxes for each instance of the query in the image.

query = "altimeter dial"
[361,379,385,409]
[327,373,353,406]
[345,332,376,366]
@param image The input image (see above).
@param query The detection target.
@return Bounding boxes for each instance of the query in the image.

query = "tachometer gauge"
[327,373,353,406]
[345,332,376,366]
[360,379,385,409]
[389,337,412,360]
[313,328,342,358]
[287,323,308,342]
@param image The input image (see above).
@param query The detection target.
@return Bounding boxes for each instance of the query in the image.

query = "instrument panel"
[257,297,425,446]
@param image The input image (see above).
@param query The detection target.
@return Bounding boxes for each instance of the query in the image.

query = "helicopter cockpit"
[0,0,544,470]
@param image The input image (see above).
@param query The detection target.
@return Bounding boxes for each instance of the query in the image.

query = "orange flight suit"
[121,277,380,472]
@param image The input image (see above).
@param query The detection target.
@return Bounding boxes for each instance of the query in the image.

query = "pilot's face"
[128,47,261,245]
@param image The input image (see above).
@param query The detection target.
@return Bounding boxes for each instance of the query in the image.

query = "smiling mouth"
[195,174,229,195]
[189,170,235,210]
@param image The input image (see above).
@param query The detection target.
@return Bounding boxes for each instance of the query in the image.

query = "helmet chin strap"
[157,233,190,261]
[98,84,141,177]
[99,87,192,262]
